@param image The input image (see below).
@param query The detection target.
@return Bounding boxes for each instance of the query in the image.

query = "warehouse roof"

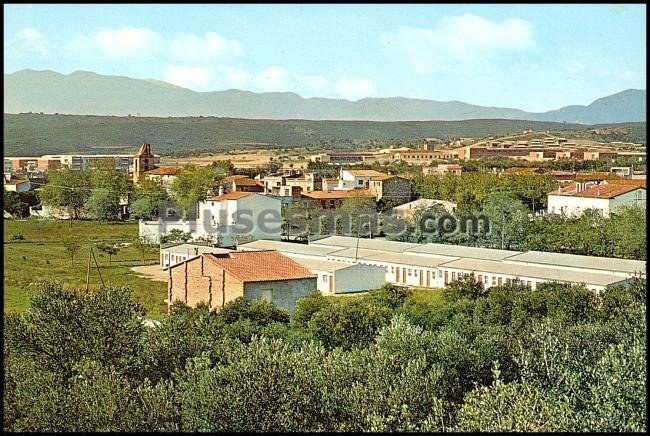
[439,258,630,287]
[405,244,521,261]
[238,239,346,257]
[504,251,646,275]
[286,256,358,272]
[312,235,420,253]
[327,247,453,268]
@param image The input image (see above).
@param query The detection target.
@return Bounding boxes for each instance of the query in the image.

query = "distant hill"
[3,113,644,157]
[3,69,646,123]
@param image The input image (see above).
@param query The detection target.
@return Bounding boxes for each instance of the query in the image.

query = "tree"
[39,169,91,219]
[63,241,81,266]
[170,165,222,218]
[4,282,146,379]
[160,229,192,244]
[132,236,153,265]
[130,178,170,221]
[84,159,131,221]
[337,197,377,236]
[96,243,119,264]
[480,191,530,250]
[3,191,29,218]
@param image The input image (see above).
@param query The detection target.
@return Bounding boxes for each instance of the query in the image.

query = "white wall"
[547,194,610,217]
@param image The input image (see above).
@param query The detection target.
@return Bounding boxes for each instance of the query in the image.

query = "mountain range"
[3,69,646,124]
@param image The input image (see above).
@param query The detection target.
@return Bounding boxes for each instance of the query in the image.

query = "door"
[497,277,502,286]
[426,271,430,288]
[444,270,448,285]
[419,269,424,286]
[329,275,334,293]
[396,267,400,283]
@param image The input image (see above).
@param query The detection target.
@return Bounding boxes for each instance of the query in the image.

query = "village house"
[220,175,265,193]
[423,164,463,176]
[139,192,282,246]
[145,166,183,188]
[167,250,316,313]
[547,181,646,217]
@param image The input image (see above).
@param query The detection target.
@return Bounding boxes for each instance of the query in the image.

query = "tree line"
[4,277,645,432]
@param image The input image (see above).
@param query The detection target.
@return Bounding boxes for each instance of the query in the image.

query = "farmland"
[3,219,168,318]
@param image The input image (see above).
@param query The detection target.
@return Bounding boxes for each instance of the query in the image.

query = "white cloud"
[384,14,534,73]
[216,65,329,95]
[69,26,163,59]
[163,65,214,90]
[7,27,49,58]
[335,77,375,101]
[169,32,241,62]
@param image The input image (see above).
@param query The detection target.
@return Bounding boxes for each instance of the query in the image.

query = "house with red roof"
[547,180,646,217]
[167,250,316,313]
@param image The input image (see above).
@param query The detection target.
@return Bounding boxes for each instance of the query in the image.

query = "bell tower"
[133,143,155,183]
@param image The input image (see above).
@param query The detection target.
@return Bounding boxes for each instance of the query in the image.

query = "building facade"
[167,251,316,313]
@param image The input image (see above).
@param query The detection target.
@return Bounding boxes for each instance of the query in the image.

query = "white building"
[547,181,646,217]
[237,236,644,295]
[160,243,232,269]
[140,192,282,246]
[145,166,183,189]
[337,169,389,190]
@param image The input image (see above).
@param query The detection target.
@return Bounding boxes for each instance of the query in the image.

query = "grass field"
[3,219,168,318]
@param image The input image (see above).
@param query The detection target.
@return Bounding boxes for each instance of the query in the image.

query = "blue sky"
[4,4,646,111]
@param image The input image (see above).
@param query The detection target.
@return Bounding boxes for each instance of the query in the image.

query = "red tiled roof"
[207,191,254,201]
[607,179,646,189]
[302,189,376,200]
[206,251,315,282]
[551,182,645,199]
[576,184,644,199]
[146,166,183,176]
[345,169,388,177]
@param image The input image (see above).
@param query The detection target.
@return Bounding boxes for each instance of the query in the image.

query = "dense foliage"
[397,172,645,259]
[4,113,644,156]
[4,278,645,432]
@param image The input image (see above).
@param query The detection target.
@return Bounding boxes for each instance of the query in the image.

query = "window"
[505,278,511,284]
[358,180,364,186]
[414,270,418,277]
[261,289,273,303]
[492,276,496,285]
[477,275,482,282]
[526,281,532,287]
[438,270,442,278]
[452,272,456,280]
[323,275,328,283]
[391,266,395,273]
[407,269,412,276]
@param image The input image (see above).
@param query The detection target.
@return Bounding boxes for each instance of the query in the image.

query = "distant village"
[4,131,646,314]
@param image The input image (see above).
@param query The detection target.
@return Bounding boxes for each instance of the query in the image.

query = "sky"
[3,4,646,112]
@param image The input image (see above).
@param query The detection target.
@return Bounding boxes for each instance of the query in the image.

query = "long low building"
[238,236,645,294]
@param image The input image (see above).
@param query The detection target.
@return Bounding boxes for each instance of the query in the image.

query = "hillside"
[4,70,646,123]
[3,113,645,157]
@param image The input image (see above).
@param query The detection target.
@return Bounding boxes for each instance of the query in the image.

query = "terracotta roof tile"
[206,251,315,282]
[345,169,388,177]
[301,189,376,200]
[207,191,254,201]
[146,166,183,176]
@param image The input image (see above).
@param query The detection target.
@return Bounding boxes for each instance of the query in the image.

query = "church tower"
[133,143,155,183]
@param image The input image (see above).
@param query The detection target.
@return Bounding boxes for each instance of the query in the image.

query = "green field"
[3,219,168,318]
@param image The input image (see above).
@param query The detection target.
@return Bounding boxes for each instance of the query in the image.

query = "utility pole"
[90,245,105,287]
[85,245,92,291]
